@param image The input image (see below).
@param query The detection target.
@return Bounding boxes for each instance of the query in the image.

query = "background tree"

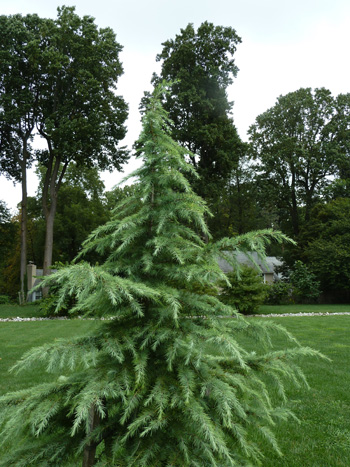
[0,7,129,296]
[0,167,109,301]
[249,88,350,238]
[0,85,318,466]
[104,184,137,212]
[0,13,43,300]
[210,152,275,239]
[46,176,109,264]
[35,6,128,280]
[27,165,110,266]
[149,21,244,225]
[288,260,320,303]
[0,201,18,298]
[303,198,350,301]
[332,92,350,180]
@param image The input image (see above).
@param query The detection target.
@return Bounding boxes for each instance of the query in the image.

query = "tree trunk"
[82,404,101,467]
[290,173,299,237]
[42,202,56,297]
[41,153,67,297]
[20,157,27,304]
[304,184,315,224]
[236,172,243,235]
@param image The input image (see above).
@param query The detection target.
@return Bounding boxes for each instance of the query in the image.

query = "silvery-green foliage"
[0,83,322,466]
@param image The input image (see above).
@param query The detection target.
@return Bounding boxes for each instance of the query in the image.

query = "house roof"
[218,252,282,275]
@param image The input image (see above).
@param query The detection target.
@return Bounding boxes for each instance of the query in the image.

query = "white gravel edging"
[248,312,350,318]
[1,312,350,322]
[0,316,69,322]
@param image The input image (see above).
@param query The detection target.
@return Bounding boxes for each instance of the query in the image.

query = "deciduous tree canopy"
[0,7,129,291]
[0,13,45,297]
[35,6,129,278]
[150,22,244,211]
[304,198,350,296]
[249,87,350,237]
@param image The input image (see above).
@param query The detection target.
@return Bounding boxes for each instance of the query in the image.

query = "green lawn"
[0,320,99,394]
[258,303,350,315]
[0,314,349,466]
[244,315,350,466]
[0,303,43,319]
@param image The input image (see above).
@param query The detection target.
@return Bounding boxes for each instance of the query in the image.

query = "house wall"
[263,273,274,284]
[27,263,36,291]
[27,264,44,302]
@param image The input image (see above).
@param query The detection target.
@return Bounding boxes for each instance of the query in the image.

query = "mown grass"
[242,315,350,466]
[0,320,100,394]
[258,303,350,315]
[0,303,43,319]
[0,314,349,465]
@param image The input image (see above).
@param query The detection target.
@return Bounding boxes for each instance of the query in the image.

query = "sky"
[1,0,350,211]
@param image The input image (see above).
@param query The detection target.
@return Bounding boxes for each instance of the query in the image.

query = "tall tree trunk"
[236,172,243,235]
[82,404,101,467]
[42,200,56,297]
[304,184,315,224]
[41,152,67,297]
[290,173,299,237]
[19,149,28,304]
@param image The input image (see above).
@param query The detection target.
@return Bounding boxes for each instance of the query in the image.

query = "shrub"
[39,295,61,317]
[220,266,268,314]
[38,284,75,317]
[39,293,77,317]
[264,261,321,305]
[265,280,292,305]
[289,260,321,303]
[0,295,11,304]
[37,262,76,317]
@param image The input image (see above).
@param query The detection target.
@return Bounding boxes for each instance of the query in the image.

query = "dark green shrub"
[220,266,267,314]
[289,260,321,303]
[264,261,321,305]
[0,295,11,304]
[37,262,76,317]
[265,281,291,305]
[38,285,75,317]
[39,296,60,317]
[39,293,78,317]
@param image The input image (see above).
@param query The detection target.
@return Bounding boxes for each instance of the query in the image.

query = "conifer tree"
[0,84,320,466]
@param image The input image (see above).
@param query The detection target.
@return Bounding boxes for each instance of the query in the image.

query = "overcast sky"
[1,0,350,211]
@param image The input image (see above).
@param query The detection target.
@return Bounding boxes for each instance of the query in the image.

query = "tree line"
[1,7,350,302]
